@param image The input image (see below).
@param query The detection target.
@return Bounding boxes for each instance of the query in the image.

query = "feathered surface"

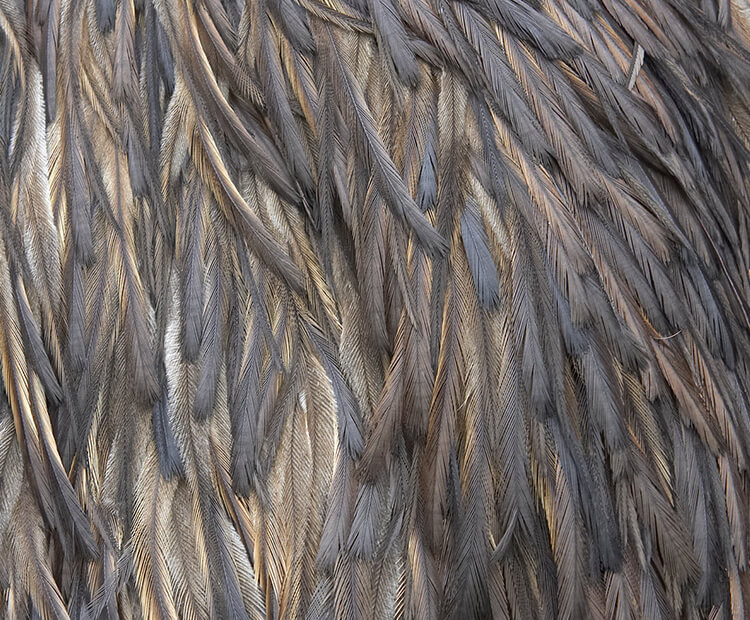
[1,0,750,617]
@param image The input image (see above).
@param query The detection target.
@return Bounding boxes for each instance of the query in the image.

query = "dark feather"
[461,197,500,308]
[151,372,184,479]
[96,0,117,33]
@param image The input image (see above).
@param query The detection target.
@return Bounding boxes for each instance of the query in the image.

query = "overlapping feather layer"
[1,0,750,617]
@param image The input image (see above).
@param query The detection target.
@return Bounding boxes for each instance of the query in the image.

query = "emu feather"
[1,0,750,617]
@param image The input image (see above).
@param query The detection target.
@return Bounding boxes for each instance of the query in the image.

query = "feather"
[251,0,316,197]
[13,276,63,405]
[461,197,500,308]
[2,0,750,616]
[367,0,421,86]
[96,0,117,33]
[192,212,223,420]
[320,24,447,256]
[307,321,364,459]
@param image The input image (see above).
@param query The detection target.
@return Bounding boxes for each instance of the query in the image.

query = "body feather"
[1,0,750,617]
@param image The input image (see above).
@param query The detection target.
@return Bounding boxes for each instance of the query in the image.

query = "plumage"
[1,0,750,617]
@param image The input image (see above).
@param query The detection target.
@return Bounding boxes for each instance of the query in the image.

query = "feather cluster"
[2,0,750,617]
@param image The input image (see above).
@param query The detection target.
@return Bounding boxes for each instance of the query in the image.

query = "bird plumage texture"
[1,0,750,617]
